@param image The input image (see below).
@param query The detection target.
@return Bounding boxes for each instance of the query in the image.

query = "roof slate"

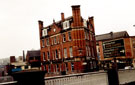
[96,31,129,41]
[26,50,40,57]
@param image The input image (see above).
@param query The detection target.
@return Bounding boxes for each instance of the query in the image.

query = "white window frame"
[51,38,53,45]
[47,51,50,60]
[65,63,68,72]
[56,64,58,73]
[68,32,72,41]
[55,50,58,59]
[69,47,73,58]
[64,48,67,58]
[43,52,45,61]
[83,19,87,28]
[59,64,61,72]
[44,65,46,71]
[52,51,55,60]
[86,46,88,56]
[42,39,45,47]
[88,47,91,56]
[57,36,59,44]
[63,20,70,30]
[46,38,49,46]
[71,63,74,72]
[58,50,61,59]
[63,34,66,42]
[48,65,51,73]
[42,29,47,37]
[54,36,57,44]
[92,48,94,57]
[84,32,86,39]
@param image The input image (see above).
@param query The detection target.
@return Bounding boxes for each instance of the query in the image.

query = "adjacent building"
[10,56,27,72]
[26,50,41,68]
[96,31,135,69]
[38,5,98,75]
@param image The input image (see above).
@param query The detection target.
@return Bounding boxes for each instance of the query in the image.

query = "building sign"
[103,39,125,58]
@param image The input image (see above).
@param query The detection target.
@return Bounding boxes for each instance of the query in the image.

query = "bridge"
[1,69,135,85]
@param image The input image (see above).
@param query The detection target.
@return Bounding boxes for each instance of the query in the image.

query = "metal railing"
[0,81,17,85]
[45,71,108,85]
[119,69,135,84]
[1,69,135,85]
[45,69,135,85]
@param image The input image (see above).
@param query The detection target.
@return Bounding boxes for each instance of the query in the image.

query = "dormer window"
[63,20,70,30]
[53,28,56,32]
[83,19,87,28]
[42,28,47,37]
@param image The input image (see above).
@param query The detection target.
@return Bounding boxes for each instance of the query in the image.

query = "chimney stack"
[71,5,82,27]
[10,56,16,63]
[89,17,95,32]
[38,20,43,37]
[23,50,25,62]
[38,20,43,29]
[61,13,65,21]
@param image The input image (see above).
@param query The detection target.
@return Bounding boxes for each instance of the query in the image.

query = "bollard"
[107,69,119,85]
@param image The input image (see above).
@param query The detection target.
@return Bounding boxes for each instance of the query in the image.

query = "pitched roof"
[26,50,40,57]
[96,31,129,41]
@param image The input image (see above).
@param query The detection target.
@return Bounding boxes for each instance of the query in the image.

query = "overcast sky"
[0,0,135,59]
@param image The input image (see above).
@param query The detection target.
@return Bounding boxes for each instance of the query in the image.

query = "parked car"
[124,66,132,70]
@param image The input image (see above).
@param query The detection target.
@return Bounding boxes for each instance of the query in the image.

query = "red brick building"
[96,31,135,69]
[38,5,98,75]
[26,50,41,68]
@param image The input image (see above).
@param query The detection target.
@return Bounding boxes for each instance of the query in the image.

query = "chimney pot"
[38,20,43,37]
[38,20,43,26]
[61,13,65,21]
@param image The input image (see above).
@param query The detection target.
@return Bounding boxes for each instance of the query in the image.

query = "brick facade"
[96,31,135,69]
[38,5,98,76]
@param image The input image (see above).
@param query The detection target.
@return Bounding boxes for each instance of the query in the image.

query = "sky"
[0,0,135,59]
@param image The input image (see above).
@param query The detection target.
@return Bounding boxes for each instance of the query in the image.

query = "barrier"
[45,72,108,85]
[45,69,135,85]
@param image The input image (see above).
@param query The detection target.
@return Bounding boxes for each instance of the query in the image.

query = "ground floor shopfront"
[41,57,98,76]
[99,58,133,70]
